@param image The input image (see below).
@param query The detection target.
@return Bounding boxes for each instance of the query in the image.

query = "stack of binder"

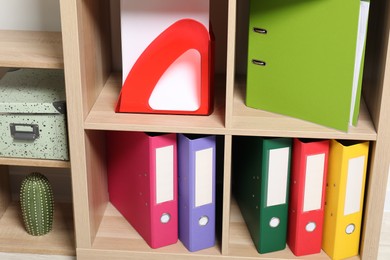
[245,0,370,131]
[232,136,370,258]
[107,131,217,251]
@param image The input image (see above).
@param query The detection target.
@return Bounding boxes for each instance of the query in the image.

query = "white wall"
[0,0,61,31]
[384,168,390,211]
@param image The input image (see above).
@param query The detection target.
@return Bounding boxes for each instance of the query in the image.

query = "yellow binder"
[322,140,369,259]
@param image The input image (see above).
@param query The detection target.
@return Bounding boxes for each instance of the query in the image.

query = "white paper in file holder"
[156,145,174,204]
[267,147,290,207]
[303,153,325,212]
[195,147,213,207]
[148,49,201,111]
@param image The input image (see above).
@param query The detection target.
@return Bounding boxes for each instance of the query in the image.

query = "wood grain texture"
[89,203,221,255]
[360,1,390,258]
[0,253,75,260]
[223,0,237,129]
[59,0,92,249]
[221,135,232,255]
[0,31,63,69]
[232,78,377,140]
[84,73,226,134]
[0,158,70,168]
[0,202,75,256]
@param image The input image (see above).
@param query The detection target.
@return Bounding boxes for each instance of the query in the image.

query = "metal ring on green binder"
[252,59,266,66]
[253,27,267,34]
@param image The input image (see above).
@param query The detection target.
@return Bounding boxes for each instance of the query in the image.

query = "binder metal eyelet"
[253,27,267,34]
[198,216,209,226]
[252,59,266,66]
[345,223,355,234]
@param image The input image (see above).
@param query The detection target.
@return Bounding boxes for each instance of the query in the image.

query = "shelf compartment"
[0,30,63,69]
[0,201,75,256]
[87,202,221,257]
[84,73,226,135]
[0,157,70,168]
[230,78,377,140]
[80,130,225,259]
[227,198,360,260]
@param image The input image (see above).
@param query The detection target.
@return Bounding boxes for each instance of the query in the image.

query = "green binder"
[246,0,370,131]
[232,136,292,253]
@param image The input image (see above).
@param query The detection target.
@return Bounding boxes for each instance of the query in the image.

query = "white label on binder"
[156,145,174,204]
[195,147,213,207]
[303,153,325,212]
[344,155,365,216]
[267,147,290,207]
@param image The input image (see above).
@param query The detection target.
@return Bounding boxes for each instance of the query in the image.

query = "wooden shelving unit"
[0,0,380,259]
[0,6,74,257]
[60,0,390,259]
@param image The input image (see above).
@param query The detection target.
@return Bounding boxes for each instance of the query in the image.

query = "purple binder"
[178,134,216,252]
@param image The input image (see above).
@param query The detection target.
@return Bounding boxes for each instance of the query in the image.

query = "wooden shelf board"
[0,157,70,168]
[90,202,221,257]
[228,198,360,260]
[84,73,226,135]
[0,30,63,69]
[231,78,377,140]
[0,201,75,256]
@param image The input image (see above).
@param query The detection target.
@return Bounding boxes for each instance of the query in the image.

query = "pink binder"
[107,131,178,248]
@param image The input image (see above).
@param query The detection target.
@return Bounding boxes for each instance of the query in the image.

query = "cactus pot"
[20,172,54,236]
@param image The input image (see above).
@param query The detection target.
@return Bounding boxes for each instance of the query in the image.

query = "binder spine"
[178,134,216,252]
[287,138,329,256]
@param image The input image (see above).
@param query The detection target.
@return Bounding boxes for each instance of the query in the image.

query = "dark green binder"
[233,136,292,254]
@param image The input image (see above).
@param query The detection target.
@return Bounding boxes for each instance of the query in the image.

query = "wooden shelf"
[230,78,377,140]
[79,202,221,259]
[0,201,75,256]
[0,157,70,168]
[84,73,226,135]
[0,30,63,69]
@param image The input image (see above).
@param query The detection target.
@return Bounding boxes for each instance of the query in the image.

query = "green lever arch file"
[232,136,292,254]
[246,0,370,131]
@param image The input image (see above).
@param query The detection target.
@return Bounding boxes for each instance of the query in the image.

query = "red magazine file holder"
[116,19,212,115]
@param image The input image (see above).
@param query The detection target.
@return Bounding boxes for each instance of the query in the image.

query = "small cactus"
[20,172,54,236]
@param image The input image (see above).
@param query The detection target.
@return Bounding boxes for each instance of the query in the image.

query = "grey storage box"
[0,69,69,160]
